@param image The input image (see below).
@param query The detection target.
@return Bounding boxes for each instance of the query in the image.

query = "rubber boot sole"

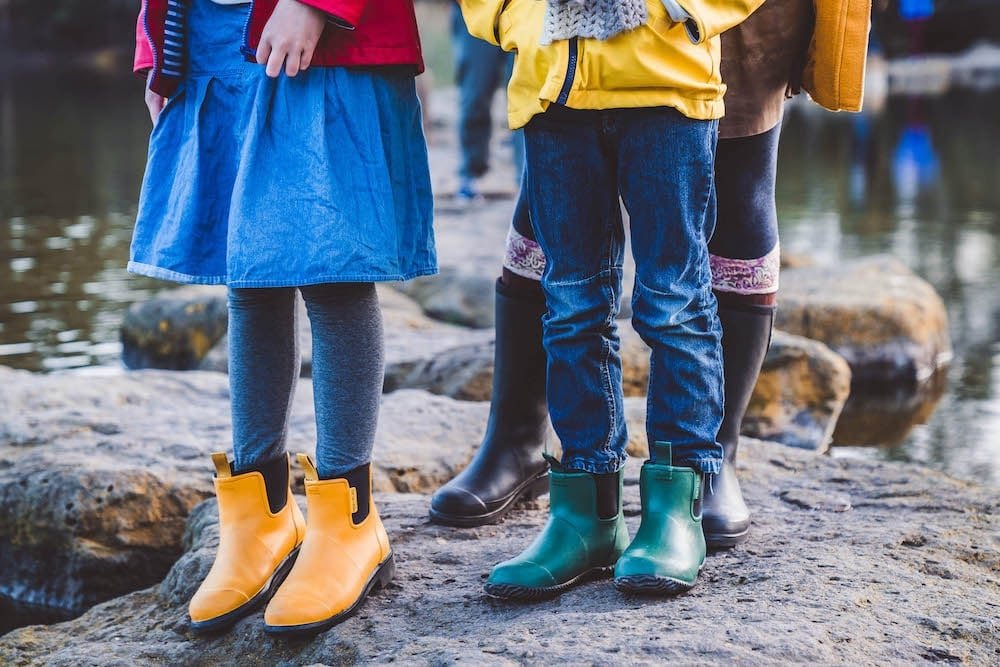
[428,471,549,528]
[263,552,396,636]
[613,573,697,597]
[705,525,750,550]
[483,565,613,602]
[189,545,300,634]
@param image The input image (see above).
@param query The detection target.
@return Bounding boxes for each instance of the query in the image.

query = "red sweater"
[135,0,424,96]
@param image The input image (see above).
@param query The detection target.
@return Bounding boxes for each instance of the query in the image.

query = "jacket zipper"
[240,0,256,58]
[141,0,160,87]
[555,37,578,106]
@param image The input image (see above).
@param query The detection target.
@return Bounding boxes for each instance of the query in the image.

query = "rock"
[393,269,498,329]
[743,331,853,452]
[386,340,495,401]
[177,287,497,394]
[370,390,489,494]
[777,255,952,385]
[619,318,652,398]
[121,286,227,371]
[780,252,817,269]
[615,327,851,453]
[3,439,997,665]
[0,367,491,614]
[379,287,494,395]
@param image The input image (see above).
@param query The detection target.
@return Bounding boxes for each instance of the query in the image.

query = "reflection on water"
[0,71,998,489]
[777,90,1000,485]
[0,71,161,370]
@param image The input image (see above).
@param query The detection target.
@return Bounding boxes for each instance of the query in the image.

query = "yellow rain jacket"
[461,0,765,129]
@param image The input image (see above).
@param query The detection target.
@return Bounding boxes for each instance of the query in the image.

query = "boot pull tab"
[542,453,564,472]
[211,452,232,479]
[297,453,319,482]
[349,487,359,515]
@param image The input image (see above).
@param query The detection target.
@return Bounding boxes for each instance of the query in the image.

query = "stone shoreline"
[2,437,997,665]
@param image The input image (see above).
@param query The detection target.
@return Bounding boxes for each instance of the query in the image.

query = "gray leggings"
[228,283,384,479]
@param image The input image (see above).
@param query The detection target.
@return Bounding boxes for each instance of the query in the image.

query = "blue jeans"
[450,4,523,180]
[524,105,724,475]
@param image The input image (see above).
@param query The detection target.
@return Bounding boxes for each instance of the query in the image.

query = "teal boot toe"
[614,442,706,596]
[484,458,630,601]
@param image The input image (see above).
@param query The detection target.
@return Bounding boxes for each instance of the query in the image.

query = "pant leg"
[299,282,384,480]
[616,107,724,474]
[451,3,509,179]
[228,287,300,471]
[524,106,628,474]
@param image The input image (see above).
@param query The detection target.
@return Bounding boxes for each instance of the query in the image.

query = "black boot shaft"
[703,300,774,547]
[717,302,775,458]
[483,279,549,451]
[429,280,551,526]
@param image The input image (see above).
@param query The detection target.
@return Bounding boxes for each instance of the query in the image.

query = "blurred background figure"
[449,1,522,202]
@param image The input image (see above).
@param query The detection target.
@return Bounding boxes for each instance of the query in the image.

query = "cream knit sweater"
[541,0,649,44]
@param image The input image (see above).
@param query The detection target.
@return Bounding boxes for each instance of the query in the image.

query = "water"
[776,93,1000,485]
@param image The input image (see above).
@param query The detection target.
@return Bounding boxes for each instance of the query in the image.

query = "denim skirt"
[129,0,436,287]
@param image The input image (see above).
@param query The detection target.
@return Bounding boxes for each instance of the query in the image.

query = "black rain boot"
[703,300,774,548]
[429,279,550,526]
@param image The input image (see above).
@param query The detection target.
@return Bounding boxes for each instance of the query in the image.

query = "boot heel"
[522,472,550,501]
[375,553,396,590]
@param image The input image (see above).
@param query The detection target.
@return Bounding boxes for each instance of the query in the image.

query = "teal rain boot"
[614,442,706,596]
[484,456,630,601]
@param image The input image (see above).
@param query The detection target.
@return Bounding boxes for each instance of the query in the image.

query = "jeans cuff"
[682,455,723,475]
[560,454,627,475]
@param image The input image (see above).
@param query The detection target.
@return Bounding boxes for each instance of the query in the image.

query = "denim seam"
[561,456,626,475]
[598,218,620,471]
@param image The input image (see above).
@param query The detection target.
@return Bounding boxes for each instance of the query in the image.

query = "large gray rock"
[743,331,853,452]
[615,326,852,453]
[3,440,996,665]
[777,255,952,385]
[0,367,489,613]
[120,286,227,371]
[147,286,496,392]
[379,287,494,395]
[392,269,498,329]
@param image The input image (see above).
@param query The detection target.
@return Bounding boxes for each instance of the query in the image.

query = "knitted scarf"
[541,0,649,45]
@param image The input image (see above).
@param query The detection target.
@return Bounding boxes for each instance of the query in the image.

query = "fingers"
[299,46,314,73]
[266,43,287,78]
[145,91,166,126]
[255,39,272,67]
[260,40,308,78]
[285,47,302,77]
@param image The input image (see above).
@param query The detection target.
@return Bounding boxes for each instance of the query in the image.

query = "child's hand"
[145,76,166,125]
[257,0,326,78]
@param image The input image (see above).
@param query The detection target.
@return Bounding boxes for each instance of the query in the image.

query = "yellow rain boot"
[264,454,395,635]
[188,453,305,633]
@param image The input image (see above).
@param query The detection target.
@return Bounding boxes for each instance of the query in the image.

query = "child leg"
[188,287,305,632]
[613,107,723,595]
[300,282,383,480]
[703,125,782,547]
[228,287,300,474]
[484,106,630,600]
[264,282,393,635]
